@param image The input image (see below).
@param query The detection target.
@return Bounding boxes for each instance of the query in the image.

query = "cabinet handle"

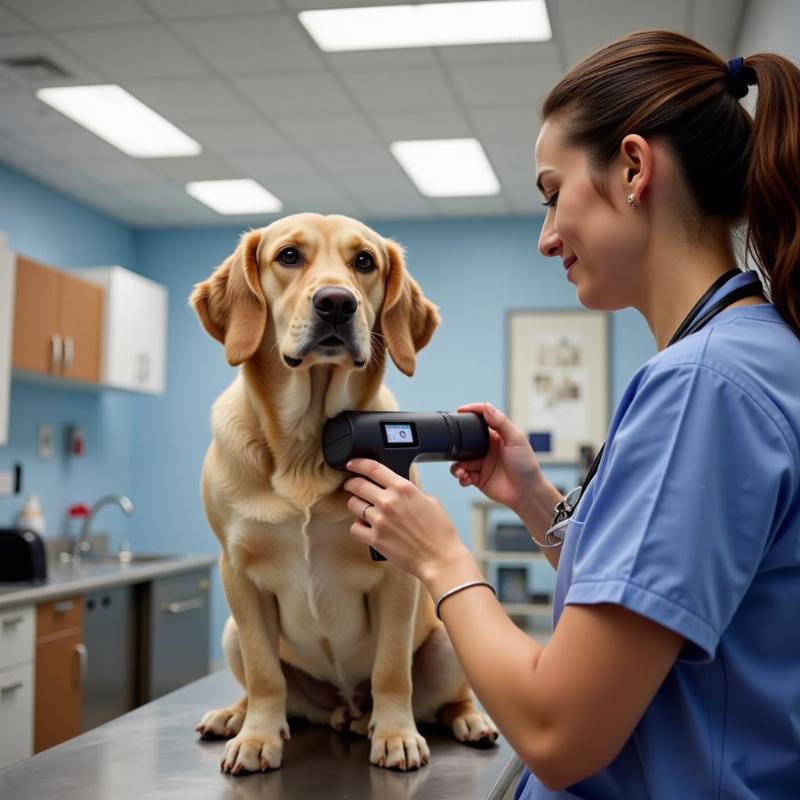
[0,681,23,694]
[50,333,63,371]
[161,597,204,615]
[63,335,74,372]
[53,600,74,613]
[75,643,87,688]
[1,615,24,628]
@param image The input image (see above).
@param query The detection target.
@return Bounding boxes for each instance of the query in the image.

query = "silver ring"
[361,501,372,525]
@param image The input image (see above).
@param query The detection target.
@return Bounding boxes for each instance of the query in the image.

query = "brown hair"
[541,29,800,336]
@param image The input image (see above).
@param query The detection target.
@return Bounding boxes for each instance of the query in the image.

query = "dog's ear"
[379,240,440,376]
[189,229,266,367]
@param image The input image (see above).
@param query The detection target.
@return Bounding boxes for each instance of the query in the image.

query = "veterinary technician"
[343,30,800,799]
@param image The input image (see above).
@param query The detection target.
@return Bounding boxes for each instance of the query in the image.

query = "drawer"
[37,596,83,640]
[0,606,35,671]
[0,662,34,770]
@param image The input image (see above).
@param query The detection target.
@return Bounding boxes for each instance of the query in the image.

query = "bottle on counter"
[67,503,89,542]
[17,493,46,535]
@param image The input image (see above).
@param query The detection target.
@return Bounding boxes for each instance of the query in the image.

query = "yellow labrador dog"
[190,213,498,775]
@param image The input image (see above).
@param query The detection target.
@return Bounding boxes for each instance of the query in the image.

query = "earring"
[627,193,638,208]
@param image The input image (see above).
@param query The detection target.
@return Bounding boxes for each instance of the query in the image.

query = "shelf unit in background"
[471,500,553,621]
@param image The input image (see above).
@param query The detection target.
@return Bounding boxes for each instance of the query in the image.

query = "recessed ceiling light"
[35,84,201,158]
[390,139,500,197]
[185,179,283,215]
[299,0,551,52]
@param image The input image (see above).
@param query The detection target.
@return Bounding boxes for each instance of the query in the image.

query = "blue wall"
[0,163,137,543]
[1,161,656,663]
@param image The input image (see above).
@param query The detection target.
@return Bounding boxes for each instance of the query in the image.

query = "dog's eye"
[354,251,376,273]
[277,247,302,267]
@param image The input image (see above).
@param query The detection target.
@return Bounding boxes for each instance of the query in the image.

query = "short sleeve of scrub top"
[562,357,795,663]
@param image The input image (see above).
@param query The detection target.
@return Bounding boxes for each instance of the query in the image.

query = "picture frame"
[496,566,529,604]
[506,309,610,465]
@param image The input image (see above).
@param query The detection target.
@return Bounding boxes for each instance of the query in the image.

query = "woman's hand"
[452,403,543,514]
[344,459,472,583]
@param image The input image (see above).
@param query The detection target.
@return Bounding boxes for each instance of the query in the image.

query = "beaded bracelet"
[434,580,497,620]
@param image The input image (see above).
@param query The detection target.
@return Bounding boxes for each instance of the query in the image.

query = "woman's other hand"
[452,403,544,515]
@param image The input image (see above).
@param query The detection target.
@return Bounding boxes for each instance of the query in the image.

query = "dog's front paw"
[452,709,499,745]
[196,703,245,739]
[220,721,291,774]
[368,719,430,771]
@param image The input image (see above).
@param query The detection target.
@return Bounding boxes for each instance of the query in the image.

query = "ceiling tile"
[437,41,560,67]
[233,72,356,115]
[446,61,562,108]
[557,0,691,68]
[0,90,75,131]
[0,5,34,33]
[147,153,241,183]
[2,0,153,29]
[186,117,287,153]
[124,77,253,121]
[338,67,459,112]
[469,105,542,142]
[270,111,380,147]
[171,14,324,76]
[225,147,321,182]
[139,0,280,19]
[16,125,123,160]
[326,48,437,71]
[0,33,105,86]
[371,108,473,141]
[53,24,209,80]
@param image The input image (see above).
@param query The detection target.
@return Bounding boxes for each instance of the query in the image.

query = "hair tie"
[726,57,754,100]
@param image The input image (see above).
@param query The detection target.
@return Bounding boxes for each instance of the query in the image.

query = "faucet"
[73,494,135,559]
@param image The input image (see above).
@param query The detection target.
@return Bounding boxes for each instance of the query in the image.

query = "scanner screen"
[382,422,417,446]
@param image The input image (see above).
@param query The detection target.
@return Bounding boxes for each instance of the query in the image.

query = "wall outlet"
[37,423,53,460]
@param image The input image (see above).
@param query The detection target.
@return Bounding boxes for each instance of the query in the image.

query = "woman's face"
[535,116,647,311]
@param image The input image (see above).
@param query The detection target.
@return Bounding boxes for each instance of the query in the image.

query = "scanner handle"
[366,464,411,561]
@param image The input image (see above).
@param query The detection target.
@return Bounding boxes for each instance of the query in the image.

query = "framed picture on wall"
[506,309,610,465]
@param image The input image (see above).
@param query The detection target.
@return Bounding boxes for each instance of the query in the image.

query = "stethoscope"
[541,268,766,547]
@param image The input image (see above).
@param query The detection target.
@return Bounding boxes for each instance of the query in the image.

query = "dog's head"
[189,213,440,376]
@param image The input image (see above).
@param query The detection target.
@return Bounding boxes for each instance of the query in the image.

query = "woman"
[344,30,800,798]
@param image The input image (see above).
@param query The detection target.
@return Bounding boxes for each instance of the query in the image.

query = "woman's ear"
[189,229,266,366]
[619,133,652,204]
[379,240,441,376]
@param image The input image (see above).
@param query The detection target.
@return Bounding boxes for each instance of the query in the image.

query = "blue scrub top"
[516,272,800,799]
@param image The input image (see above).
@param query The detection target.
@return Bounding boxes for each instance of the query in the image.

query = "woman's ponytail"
[745,53,800,336]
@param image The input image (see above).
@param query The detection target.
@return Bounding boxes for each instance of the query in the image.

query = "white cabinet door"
[76,267,168,395]
[0,662,34,769]
[0,234,15,445]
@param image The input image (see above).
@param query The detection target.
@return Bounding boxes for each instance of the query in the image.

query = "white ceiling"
[0,0,748,228]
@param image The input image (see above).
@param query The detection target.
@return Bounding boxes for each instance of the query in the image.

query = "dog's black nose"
[313,287,357,326]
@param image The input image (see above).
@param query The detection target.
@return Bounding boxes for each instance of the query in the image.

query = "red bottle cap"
[68,503,89,517]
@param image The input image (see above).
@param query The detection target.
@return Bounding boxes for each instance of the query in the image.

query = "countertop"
[0,554,218,610]
[0,667,523,800]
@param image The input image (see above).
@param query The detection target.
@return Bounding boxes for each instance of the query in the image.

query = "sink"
[79,553,177,565]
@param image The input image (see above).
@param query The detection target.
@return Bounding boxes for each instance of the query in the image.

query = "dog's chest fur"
[228,503,384,689]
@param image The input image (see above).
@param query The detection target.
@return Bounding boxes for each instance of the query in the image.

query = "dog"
[189,213,498,774]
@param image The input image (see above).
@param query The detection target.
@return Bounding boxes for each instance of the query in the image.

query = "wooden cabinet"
[34,597,84,754]
[0,605,35,770]
[0,234,14,445]
[12,256,102,384]
[76,266,168,395]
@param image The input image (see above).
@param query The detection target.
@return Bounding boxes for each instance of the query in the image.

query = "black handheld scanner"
[322,411,490,561]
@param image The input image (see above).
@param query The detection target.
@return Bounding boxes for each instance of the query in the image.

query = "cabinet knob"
[50,333,63,372]
[62,335,74,372]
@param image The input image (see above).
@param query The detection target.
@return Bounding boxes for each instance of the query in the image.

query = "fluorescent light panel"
[391,139,500,197]
[35,84,201,158]
[186,179,283,215]
[299,0,551,52]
